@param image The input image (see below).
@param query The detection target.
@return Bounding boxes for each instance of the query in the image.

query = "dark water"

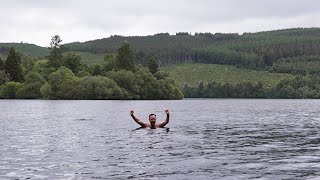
[1,99,320,179]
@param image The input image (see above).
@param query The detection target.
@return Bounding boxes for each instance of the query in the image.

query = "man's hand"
[130,110,134,116]
[165,110,169,115]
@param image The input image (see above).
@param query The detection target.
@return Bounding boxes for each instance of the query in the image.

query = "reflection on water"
[0,99,320,179]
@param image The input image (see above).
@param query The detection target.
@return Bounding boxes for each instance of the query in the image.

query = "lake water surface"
[1,99,320,179]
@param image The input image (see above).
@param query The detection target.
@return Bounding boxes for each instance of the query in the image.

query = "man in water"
[130,110,170,128]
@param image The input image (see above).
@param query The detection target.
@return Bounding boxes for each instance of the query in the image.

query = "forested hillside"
[2,28,320,71]
[0,43,49,57]
[2,28,320,99]
[62,28,320,70]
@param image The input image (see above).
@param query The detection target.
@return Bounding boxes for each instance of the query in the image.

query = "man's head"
[148,113,156,124]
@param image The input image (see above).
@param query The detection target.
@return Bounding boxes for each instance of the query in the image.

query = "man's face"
[149,115,156,124]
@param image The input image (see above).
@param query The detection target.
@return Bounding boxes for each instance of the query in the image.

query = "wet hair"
[149,114,156,118]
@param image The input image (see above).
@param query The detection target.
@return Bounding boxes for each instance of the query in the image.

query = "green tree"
[48,35,64,69]
[24,71,46,84]
[134,68,161,99]
[196,81,205,97]
[50,35,62,48]
[74,76,124,99]
[147,57,159,74]
[33,60,55,80]
[76,70,90,77]
[63,52,82,73]
[102,53,116,72]
[16,82,43,99]
[115,42,135,71]
[0,70,10,85]
[1,82,23,99]
[0,85,3,98]
[17,72,46,99]
[154,70,170,80]
[182,83,193,97]
[106,70,140,99]
[40,83,52,99]
[158,77,184,99]
[21,55,36,76]
[41,66,79,99]
[5,47,23,82]
[91,64,102,76]
[0,57,4,70]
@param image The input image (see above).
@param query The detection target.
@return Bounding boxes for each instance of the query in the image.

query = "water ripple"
[1,99,320,179]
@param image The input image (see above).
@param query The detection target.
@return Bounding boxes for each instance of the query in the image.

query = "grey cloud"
[1,0,320,46]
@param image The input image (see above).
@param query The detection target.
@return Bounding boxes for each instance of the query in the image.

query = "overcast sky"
[1,0,320,47]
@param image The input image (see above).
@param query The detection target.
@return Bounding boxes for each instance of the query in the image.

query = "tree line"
[0,35,183,100]
[183,75,320,99]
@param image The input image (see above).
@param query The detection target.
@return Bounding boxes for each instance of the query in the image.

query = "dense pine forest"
[1,28,320,99]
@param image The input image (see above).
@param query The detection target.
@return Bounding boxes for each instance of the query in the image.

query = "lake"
[1,99,320,179]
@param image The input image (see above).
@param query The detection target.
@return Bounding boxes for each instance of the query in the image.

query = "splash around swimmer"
[130,110,170,129]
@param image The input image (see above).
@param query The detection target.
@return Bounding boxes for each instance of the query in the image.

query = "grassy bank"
[163,63,294,87]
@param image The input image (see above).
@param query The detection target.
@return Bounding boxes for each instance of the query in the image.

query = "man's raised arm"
[158,110,170,127]
[130,110,146,127]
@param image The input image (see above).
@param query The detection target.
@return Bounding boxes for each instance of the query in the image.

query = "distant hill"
[0,43,49,58]
[0,43,104,64]
[63,32,238,65]
[1,28,320,72]
[62,28,320,67]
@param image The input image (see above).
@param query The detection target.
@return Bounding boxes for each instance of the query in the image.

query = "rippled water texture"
[1,99,320,179]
